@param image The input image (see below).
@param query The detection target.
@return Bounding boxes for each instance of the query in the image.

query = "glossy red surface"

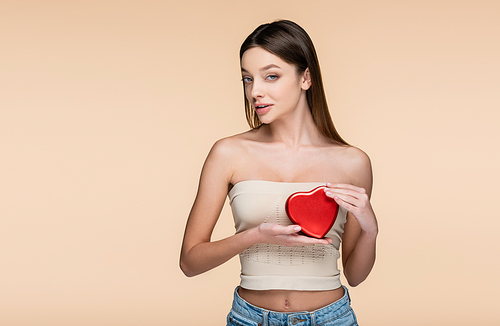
[285,186,339,238]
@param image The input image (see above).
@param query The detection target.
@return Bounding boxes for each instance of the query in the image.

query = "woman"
[180,20,378,326]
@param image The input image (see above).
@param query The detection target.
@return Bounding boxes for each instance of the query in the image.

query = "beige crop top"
[228,180,348,291]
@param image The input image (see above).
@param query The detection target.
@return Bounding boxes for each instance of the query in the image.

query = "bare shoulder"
[203,131,255,182]
[208,130,254,159]
[341,146,371,171]
[330,145,373,194]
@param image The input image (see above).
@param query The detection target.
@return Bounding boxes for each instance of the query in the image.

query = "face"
[240,47,311,124]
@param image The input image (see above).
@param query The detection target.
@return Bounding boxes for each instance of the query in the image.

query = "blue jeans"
[227,286,358,326]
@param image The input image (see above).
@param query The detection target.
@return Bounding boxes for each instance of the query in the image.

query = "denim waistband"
[231,286,352,326]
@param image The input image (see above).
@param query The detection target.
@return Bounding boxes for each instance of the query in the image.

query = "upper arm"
[180,138,236,257]
[340,147,373,266]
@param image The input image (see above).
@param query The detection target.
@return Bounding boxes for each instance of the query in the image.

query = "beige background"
[1,0,499,325]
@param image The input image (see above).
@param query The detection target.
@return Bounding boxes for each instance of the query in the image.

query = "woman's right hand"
[255,223,333,246]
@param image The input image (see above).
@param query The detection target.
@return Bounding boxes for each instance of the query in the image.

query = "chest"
[233,146,350,184]
[228,180,348,249]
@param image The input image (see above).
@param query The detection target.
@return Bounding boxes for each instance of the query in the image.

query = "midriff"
[238,286,344,312]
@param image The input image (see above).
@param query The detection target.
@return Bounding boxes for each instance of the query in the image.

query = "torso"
[238,286,345,312]
[223,126,362,312]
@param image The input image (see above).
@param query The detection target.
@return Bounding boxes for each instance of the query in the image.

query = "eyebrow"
[241,64,282,73]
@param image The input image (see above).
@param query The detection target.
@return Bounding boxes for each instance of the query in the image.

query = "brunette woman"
[180,20,378,326]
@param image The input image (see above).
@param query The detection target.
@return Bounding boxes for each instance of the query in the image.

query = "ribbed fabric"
[228,180,347,291]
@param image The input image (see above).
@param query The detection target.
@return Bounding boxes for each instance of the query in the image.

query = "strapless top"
[228,180,347,291]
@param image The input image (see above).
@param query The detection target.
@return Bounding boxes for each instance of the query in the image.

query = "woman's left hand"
[324,183,378,235]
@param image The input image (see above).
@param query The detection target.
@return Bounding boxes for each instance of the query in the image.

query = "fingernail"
[294,226,301,232]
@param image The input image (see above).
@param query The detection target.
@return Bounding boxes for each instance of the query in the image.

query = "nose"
[250,79,264,100]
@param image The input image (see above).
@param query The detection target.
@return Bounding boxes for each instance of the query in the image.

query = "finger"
[278,224,302,235]
[322,237,334,245]
[325,187,365,199]
[292,235,331,246]
[315,237,333,245]
[325,190,359,204]
[331,194,358,211]
[325,190,361,207]
[326,183,366,194]
[290,225,302,234]
[295,234,333,243]
[324,187,369,207]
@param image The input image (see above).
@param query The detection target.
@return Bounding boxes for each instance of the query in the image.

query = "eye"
[241,76,252,84]
[266,74,278,81]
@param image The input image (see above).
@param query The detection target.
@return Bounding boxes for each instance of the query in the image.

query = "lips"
[254,103,273,115]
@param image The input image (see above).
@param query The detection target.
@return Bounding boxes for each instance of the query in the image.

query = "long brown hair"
[240,20,349,145]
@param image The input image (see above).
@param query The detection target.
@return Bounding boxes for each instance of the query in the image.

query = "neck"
[262,104,323,149]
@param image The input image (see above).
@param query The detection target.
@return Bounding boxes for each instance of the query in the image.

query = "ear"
[301,68,312,90]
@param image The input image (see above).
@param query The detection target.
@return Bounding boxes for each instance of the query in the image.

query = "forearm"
[180,222,332,277]
[180,228,259,277]
[343,230,377,287]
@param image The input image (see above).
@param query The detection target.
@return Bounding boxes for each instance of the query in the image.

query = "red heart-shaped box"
[285,186,339,238]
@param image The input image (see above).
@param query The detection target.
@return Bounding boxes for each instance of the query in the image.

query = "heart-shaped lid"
[285,186,339,238]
